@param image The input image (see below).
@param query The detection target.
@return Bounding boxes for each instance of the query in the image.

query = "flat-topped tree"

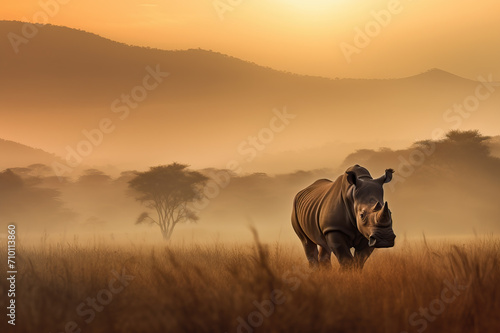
[128,163,208,241]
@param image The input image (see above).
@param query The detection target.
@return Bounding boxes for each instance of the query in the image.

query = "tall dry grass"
[1,235,499,333]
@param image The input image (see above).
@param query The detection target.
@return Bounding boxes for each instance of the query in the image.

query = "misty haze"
[1,1,500,332]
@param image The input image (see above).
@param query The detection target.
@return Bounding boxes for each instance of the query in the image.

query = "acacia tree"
[128,163,208,241]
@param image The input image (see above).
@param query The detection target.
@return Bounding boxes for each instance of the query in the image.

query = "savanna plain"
[3,234,499,333]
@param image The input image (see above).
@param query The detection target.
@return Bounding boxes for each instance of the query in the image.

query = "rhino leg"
[303,243,319,268]
[292,211,319,268]
[296,231,319,268]
[318,246,331,268]
[354,240,374,270]
[325,232,355,270]
[292,222,319,267]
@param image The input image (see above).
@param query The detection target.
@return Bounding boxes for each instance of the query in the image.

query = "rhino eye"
[360,211,366,219]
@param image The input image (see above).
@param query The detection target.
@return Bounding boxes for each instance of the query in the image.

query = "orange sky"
[3,0,500,80]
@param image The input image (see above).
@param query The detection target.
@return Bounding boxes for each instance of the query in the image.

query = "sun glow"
[278,0,349,11]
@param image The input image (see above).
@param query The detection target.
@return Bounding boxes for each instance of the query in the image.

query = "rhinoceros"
[291,165,396,269]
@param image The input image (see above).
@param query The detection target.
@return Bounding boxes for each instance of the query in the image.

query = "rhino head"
[346,168,396,248]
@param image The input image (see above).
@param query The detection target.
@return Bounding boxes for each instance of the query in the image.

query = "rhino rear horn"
[373,201,383,212]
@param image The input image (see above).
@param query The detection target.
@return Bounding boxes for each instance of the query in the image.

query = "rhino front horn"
[377,202,391,226]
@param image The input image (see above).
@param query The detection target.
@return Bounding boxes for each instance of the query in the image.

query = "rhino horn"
[377,202,391,226]
[372,201,383,212]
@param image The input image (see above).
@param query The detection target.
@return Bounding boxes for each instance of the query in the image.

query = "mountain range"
[1,20,499,174]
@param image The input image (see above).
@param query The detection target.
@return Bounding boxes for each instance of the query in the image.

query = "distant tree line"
[2,130,500,237]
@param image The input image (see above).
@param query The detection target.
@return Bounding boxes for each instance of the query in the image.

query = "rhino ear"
[346,171,357,186]
[384,169,395,183]
[375,169,394,184]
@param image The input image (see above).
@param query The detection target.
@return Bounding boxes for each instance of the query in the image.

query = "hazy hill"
[1,21,499,173]
[0,138,60,170]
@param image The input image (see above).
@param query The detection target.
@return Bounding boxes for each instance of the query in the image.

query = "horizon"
[2,128,500,179]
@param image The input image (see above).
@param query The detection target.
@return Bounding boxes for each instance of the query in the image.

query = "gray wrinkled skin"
[292,165,396,270]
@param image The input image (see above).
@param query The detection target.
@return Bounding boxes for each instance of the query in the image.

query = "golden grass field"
[2,234,500,333]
